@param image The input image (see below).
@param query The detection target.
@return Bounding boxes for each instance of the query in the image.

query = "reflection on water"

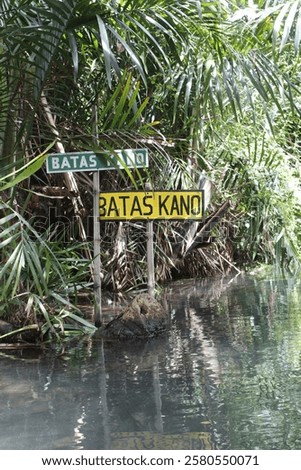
[1,273,301,450]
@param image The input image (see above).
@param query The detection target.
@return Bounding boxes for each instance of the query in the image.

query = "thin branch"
[41,92,92,262]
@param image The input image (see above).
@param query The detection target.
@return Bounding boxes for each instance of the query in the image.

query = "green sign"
[46,149,148,173]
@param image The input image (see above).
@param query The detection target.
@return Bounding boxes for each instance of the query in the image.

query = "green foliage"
[204,116,301,272]
[0,200,96,340]
[0,144,54,191]
[231,0,301,54]
[0,0,78,171]
[0,0,301,327]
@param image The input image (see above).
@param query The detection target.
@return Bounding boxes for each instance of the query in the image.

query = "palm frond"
[235,0,301,53]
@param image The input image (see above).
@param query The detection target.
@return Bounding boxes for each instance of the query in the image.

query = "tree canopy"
[0,0,300,340]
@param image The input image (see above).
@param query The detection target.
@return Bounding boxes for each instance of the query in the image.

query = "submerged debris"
[94,293,167,340]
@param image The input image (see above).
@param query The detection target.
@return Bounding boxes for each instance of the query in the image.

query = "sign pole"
[93,171,102,327]
[93,104,102,327]
[145,182,155,296]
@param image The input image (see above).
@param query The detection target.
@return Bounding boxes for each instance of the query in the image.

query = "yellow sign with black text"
[99,191,204,220]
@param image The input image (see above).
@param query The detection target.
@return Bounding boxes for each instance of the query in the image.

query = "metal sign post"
[92,105,102,327]
[93,170,102,327]
[147,219,155,296]
[145,182,155,296]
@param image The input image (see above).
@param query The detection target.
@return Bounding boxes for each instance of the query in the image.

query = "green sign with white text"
[46,149,148,173]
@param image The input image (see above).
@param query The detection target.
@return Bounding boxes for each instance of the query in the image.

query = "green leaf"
[0,141,55,191]
[65,311,97,330]
[280,0,299,52]
[123,12,170,71]
[0,234,20,249]
[125,96,150,129]
[295,6,301,51]
[96,15,120,88]
[0,213,16,225]
[117,81,140,129]
[111,74,132,128]
[173,72,186,124]
[273,2,291,50]
[99,73,127,124]
[106,24,147,89]
[0,222,20,240]
[184,65,194,118]
[67,31,79,81]
[0,324,39,341]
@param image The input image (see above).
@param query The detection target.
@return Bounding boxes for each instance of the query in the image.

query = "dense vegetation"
[0,0,300,340]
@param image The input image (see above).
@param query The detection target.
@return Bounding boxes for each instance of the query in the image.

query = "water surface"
[1,273,301,450]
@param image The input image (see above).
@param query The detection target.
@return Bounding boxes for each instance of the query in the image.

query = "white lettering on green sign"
[51,155,98,171]
[46,149,148,173]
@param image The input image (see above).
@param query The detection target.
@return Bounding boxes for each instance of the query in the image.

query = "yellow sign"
[99,191,204,220]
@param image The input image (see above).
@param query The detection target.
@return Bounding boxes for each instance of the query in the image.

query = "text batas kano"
[99,191,204,220]
[46,149,148,173]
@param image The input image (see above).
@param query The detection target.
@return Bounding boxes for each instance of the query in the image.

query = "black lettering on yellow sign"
[143,195,153,216]
[130,196,142,216]
[99,191,204,220]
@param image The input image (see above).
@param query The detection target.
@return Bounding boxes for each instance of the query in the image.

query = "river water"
[1,272,301,450]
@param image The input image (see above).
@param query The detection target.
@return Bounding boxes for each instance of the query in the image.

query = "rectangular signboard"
[99,190,204,221]
[46,149,148,173]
